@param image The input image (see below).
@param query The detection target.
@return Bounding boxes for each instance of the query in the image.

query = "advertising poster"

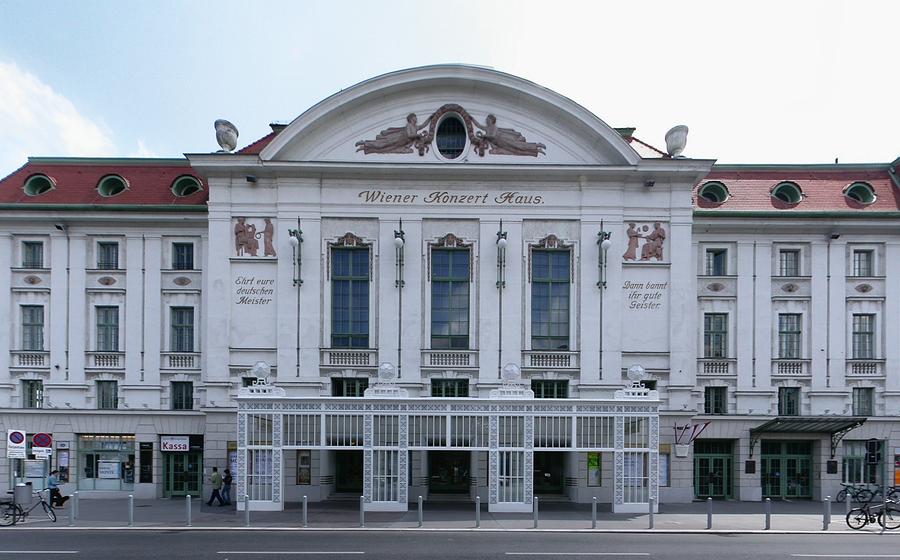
[98,461,120,479]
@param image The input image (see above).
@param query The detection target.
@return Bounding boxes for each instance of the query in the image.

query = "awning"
[749,416,867,458]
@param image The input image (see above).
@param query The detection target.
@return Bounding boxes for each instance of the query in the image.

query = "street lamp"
[393,220,405,378]
[496,220,509,378]
[394,219,405,288]
[597,222,612,289]
[288,220,303,286]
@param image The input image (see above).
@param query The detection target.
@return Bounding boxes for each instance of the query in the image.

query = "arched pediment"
[260,65,640,166]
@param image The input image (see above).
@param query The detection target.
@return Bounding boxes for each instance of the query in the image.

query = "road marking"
[0,553,78,555]
[217,553,364,556]
[792,556,900,559]
[505,554,650,557]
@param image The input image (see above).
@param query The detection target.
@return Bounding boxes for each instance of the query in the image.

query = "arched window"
[771,182,803,204]
[23,174,55,196]
[698,181,730,203]
[435,116,467,159]
[171,175,203,197]
[97,175,128,197]
[844,182,876,205]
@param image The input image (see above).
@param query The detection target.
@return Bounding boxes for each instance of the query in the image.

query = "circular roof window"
[698,181,729,204]
[97,175,128,197]
[23,174,55,196]
[771,182,803,205]
[171,175,203,197]
[435,115,467,159]
[844,182,876,205]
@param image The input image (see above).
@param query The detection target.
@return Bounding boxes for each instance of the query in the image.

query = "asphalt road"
[0,531,897,559]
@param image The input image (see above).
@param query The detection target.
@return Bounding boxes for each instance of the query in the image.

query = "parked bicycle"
[0,490,56,526]
[836,483,899,504]
[846,497,900,530]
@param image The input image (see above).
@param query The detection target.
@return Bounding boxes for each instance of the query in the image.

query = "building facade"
[1,65,898,510]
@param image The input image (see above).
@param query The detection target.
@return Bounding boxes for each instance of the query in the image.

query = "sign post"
[7,430,26,459]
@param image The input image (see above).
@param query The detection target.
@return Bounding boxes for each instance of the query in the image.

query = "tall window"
[431,379,469,397]
[171,381,194,410]
[170,307,194,352]
[704,249,727,276]
[703,313,728,358]
[172,243,194,270]
[531,249,570,350]
[778,249,800,276]
[777,314,802,359]
[531,379,568,398]
[96,306,119,352]
[852,250,874,277]
[22,379,43,409]
[704,386,727,414]
[852,314,875,359]
[778,387,800,416]
[431,249,470,349]
[331,377,368,397]
[331,247,369,348]
[21,305,44,351]
[97,380,118,409]
[22,241,43,268]
[852,388,874,416]
[97,242,119,269]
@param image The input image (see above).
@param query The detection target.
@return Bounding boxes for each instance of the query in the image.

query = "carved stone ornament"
[355,104,546,157]
[622,222,667,262]
[173,276,192,286]
[855,283,873,293]
[781,283,799,293]
[23,275,41,285]
[234,217,276,258]
[707,283,724,292]
[333,232,369,247]
[98,276,117,286]
[533,234,571,250]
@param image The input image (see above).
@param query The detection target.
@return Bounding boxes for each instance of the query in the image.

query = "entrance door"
[761,440,812,499]
[428,451,470,494]
[335,450,363,493]
[693,440,734,499]
[164,452,202,497]
[534,452,565,494]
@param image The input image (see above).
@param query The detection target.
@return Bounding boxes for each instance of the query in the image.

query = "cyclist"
[47,470,68,508]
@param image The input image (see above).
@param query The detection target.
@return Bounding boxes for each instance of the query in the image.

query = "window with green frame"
[95,306,119,351]
[431,379,469,397]
[22,241,43,269]
[777,313,801,359]
[332,377,369,397]
[703,313,727,358]
[21,305,44,351]
[22,379,43,409]
[852,387,874,416]
[531,249,570,350]
[843,440,881,484]
[778,387,800,416]
[331,247,369,348]
[97,380,118,409]
[171,381,193,410]
[431,248,470,349]
[170,307,194,352]
[851,314,875,359]
[531,379,568,398]
[704,386,726,414]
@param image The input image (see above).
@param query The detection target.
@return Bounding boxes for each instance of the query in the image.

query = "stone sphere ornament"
[215,119,239,152]
[627,364,646,383]
[502,362,521,383]
[378,362,397,381]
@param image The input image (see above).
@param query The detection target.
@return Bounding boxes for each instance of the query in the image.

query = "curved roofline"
[260,65,641,165]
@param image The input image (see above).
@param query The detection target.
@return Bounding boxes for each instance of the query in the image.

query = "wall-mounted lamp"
[287,219,303,286]
[829,232,840,240]
[597,221,613,289]
[54,224,67,232]
[393,219,405,288]
[246,175,257,184]
[496,219,508,289]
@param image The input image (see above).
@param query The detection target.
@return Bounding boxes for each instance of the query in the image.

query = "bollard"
[73,491,79,519]
[648,498,655,530]
[533,496,539,528]
[418,496,423,528]
[186,495,192,527]
[845,493,852,518]
[68,499,75,526]
[128,494,134,527]
[302,495,308,528]
[359,496,365,528]
[245,494,251,527]
[591,497,597,529]
[823,496,831,531]
[475,496,481,528]
[765,498,771,530]
[706,497,712,530]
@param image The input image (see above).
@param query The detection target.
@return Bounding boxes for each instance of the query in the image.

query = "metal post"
[706,497,712,530]
[533,496,539,528]
[418,496,423,528]
[359,496,365,528]
[475,496,481,528]
[245,494,251,527]
[68,500,75,526]
[648,498,655,530]
[823,496,831,531]
[302,495,308,528]
[845,493,852,517]
[765,498,771,530]
[591,497,597,529]
[73,491,79,519]
[128,494,134,527]
[186,495,192,527]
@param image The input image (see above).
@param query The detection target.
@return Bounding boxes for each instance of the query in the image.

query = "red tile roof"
[0,160,208,207]
[695,167,900,212]
[236,131,278,155]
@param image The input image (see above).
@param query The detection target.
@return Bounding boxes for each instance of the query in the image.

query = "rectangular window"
[171,381,193,410]
[852,387,874,416]
[431,249,470,349]
[778,249,800,277]
[531,249,570,350]
[170,307,195,352]
[95,306,119,352]
[704,249,727,276]
[97,242,119,269]
[843,441,881,485]
[778,387,800,416]
[172,243,194,270]
[431,379,469,397]
[704,386,727,414]
[331,248,369,348]
[22,379,43,409]
[777,313,802,359]
[331,377,369,397]
[703,313,728,358]
[22,241,43,268]
[852,314,875,359]
[97,380,118,409]
[21,305,44,351]
[852,250,874,277]
[531,379,568,399]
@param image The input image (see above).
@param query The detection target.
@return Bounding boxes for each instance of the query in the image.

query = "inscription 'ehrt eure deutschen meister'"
[358,190,544,205]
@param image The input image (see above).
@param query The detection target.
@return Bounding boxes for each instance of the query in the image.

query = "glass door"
[693,440,734,499]
[164,452,202,497]
[761,440,812,499]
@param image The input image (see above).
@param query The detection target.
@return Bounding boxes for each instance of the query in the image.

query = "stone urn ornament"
[664,125,688,158]
[215,119,239,152]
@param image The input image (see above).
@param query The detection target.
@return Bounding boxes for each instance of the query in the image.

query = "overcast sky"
[1,0,897,178]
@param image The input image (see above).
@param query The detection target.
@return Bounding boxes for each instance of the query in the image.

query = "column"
[236,410,247,511]
[810,242,828,390]
[488,415,499,509]
[0,234,11,406]
[524,415,534,508]
[753,242,773,389]
[613,415,625,512]
[649,414,659,513]
[125,235,144,385]
[827,241,847,389]
[735,242,754,390]
[272,413,283,509]
[363,413,373,507]
[398,415,409,506]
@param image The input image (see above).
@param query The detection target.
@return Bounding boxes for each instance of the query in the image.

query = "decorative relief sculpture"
[263,218,277,257]
[355,104,546,158]
[234,217,276,257]
[623,222,667,262]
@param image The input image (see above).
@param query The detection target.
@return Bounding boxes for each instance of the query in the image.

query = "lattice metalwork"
[408,415,447,447]
[576,416,615,449]
[325,414,364,446]
[498,416,525,448]
[533,416,572,449]
[283,414,321,447]
[373,415,400,446]
[450,415,489,448]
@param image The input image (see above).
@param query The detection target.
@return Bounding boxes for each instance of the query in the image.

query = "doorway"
[693,440,734,499]
[428,451,470,494]
[163,452,202,497]
[761,440,812,499]
[534,452,565,494]
[335,450,363,493]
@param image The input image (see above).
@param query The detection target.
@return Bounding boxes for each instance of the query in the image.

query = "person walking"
[48,470,69,507]
[222,469,233,505]
[206,467,226,506]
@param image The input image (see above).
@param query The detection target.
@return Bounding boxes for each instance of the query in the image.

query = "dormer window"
[844,182,876,205]
[97,175,128,197]
[171,175,203,197]
[771,182,803,204]
[23,174,55,196]
[698,181,730,203]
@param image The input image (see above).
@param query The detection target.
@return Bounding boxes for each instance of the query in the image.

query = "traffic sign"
[32,433,52,448]
[7,429,26,459]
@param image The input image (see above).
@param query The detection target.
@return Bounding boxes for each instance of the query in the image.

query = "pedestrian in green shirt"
[206,467,225,506]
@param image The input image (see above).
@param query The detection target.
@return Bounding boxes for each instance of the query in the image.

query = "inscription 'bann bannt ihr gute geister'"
[623,280,668,310]
[359,190,544,205]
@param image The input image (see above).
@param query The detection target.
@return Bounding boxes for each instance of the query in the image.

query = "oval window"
[698,181,729,203]
[171,175,203,197]
[435,116,467,159]
[98,175,128,197]
[23,174,55,196]
[844,182,875,205]
[771,182,803,204]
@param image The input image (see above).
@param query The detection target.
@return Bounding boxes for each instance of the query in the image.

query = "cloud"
[130,139,157,158]
[0,61,115,176]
